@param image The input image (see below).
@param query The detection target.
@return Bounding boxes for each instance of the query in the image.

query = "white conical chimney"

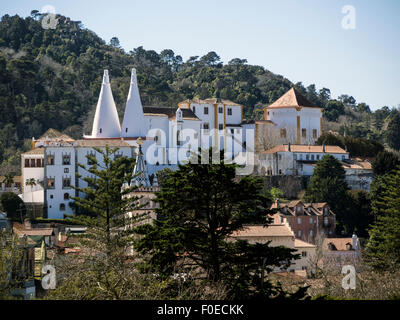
[121,68,149,138]
[90,70,121,138]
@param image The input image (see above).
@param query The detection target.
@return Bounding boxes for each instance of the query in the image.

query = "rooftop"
[143,106,200,120]
[230,224,294,238]
[294,239,316,248]
[75,139,133,147]
[38,128,75,142]
[266,87,321,110]
[323,238,354,251]
[179,98,241,106]
[22,148,45,155]
[261,144,348,155]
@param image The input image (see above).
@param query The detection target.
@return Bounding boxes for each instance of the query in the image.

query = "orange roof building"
[264,88,323,145]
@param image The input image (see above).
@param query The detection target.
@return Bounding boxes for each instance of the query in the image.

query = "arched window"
[64,193,69,200]
[60,203,66,211]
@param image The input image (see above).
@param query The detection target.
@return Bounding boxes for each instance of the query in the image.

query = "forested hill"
[0,11,399,174]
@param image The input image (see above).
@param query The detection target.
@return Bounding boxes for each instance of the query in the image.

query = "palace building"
[20,68,326,219]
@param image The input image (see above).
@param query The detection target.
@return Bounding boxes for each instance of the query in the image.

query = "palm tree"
[3,172,15,187]
[25,178,37,217]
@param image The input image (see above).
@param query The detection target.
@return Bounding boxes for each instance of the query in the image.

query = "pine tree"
[305,155,350,234]
[386,113,400,150]
[366,166,400,270]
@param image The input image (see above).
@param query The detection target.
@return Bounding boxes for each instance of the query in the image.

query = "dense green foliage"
[0,192,25,221]
[386,113,400,150]
[136,150,305,299]
[372,151,400,176]
[366,166,400,270]
[305,155,350,234]
[316,132,384,157]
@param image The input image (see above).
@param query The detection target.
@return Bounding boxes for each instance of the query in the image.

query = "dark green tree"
[372,151,400,176]
[323,100,345,122]
[69,146,144,255]
[315,132,345,149]
[136,149,304,299]
[305,155,350,234]
[0,192,25,222]
[366,166,400,270]
[386,113,400,150]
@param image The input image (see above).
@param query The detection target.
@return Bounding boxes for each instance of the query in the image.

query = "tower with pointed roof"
[86,70,121,139]
[264,87,322,145]
[130,138,151,187]
[121,68,149,138]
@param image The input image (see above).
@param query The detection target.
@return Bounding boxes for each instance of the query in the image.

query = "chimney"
[24,218,32,230]
[352,233,358,251]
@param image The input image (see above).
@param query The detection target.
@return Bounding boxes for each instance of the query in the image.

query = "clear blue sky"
[2,0,399,110]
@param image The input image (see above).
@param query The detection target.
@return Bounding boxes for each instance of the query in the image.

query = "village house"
[229,217,316,276]
[270,199,336,242]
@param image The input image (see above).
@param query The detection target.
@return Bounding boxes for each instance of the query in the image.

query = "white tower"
[121,68,148,138]
[88,70,121,138]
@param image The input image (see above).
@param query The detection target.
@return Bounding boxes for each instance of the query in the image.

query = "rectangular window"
[30,159,36,167]
[204,107,209,115]
[227,108,232,116]
[302,251,307,257]
[313,129,317,138]
[302,128,306,138]
[297,217,301,224]
[280,128,287,138]
[294,154,297,160]
[47,155,54,165]
[25,159,30,168]
[309,217,313,224]
[64,168,69,173]
[218,106,223,113]
[62,177,71,189]
[203,123,209,130]
[36,159,43,167]
[63,154,71,165]
[193,106,196,113]
[47,178,55,189]
[219,124,224,130]
[298,230,302,237]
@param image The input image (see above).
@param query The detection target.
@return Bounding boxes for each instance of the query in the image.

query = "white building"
[21,130,134,219]
[264,88,322,145]
[258,144,373,190]
[259,144,349,176]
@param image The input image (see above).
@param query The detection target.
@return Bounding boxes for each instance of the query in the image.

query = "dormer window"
[328,243,337,251]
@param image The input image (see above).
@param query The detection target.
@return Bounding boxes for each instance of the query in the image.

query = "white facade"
[22,139,134,219]
[264,88,322,145]
[258,144,349,176]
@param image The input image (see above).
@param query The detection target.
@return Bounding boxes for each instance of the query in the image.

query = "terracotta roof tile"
[323,238,354,251]
[266,88,321,109]
[230,224,294,238]
[294,239,316,248]
[261,144,348,154]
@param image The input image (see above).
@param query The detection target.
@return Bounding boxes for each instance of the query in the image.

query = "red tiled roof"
[266,88,321,109]
[261,144,348,155]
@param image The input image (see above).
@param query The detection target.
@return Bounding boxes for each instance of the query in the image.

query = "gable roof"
[266,88,321,109]
[143,106,199,120]
[38,128,74,142]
